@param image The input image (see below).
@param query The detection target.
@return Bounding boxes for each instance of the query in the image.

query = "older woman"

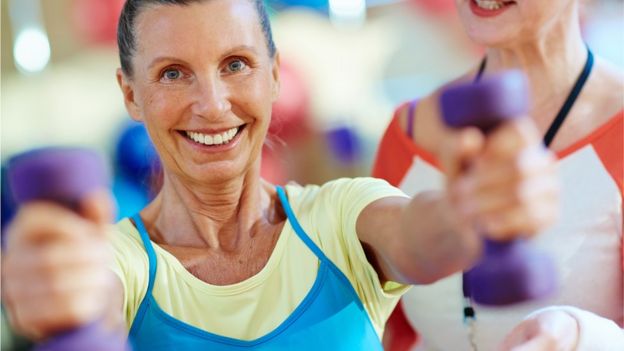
[374,0,623,350]
[3,0,558,350]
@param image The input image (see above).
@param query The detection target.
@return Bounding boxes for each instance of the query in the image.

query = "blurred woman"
[374,0,623,350]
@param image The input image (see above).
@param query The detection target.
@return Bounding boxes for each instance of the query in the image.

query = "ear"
[270,51,281,103]
[116,68,143,122]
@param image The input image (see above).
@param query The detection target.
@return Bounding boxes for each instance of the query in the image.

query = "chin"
[465,28,516,48]
[457,1,524,48]
[460,18,524,48]
[181,160,248,185]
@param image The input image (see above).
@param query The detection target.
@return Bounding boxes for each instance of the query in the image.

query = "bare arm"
[356,192,480,284]
[358,119,559,285]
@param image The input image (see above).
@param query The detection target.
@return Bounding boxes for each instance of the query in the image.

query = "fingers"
[484,118,541,161]
[79,189,116,227]
[470,143,556,194]
[500,318,540,351]
[7,283,110,338]
[452,146,560,239]
[500,311,580,351]
[1,195,115,340]
[7,201,107,249]
[2,240,113,336]
[4,243,111,297]
[446,118,560,240]
[440,127,485,180]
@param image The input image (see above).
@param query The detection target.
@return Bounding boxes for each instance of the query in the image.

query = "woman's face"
[119,0,279,185]
[454,0,576,47]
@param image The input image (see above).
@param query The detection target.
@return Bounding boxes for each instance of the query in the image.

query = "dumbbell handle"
[8,147,129,351]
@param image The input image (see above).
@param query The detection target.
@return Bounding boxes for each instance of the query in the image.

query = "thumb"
[79,189,116,228]
[441,127,484,180]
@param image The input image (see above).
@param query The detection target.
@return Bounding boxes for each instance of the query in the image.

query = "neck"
[143,160,276,251]
[482,3,587,128]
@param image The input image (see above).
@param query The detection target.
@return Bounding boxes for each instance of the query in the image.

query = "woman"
[374,0,623,350]
[2,0,558,350]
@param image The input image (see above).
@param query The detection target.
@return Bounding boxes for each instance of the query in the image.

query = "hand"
[441,118,560,241]
[500,310,580,351]
[1,190,116,341]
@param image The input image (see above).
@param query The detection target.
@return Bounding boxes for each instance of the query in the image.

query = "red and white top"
[373,104,624,351]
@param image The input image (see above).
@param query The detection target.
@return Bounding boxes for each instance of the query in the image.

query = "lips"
[185,126,239,146]
[180,124,246,148]
[470,0,515,17]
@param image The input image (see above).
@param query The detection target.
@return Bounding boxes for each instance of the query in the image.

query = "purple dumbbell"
[7,147,129,351]
[440,71,557,305]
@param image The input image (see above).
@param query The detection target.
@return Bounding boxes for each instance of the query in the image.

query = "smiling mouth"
[473,0,515,11]
[181,125,246,146]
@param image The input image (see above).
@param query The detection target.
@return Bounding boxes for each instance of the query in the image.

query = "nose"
[191,74,231,120]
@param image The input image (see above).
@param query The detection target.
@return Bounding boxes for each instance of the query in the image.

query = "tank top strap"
[276,186,331,264]
[131,214,158,295]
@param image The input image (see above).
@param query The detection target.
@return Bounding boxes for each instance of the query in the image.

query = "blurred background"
[1,0,623,349]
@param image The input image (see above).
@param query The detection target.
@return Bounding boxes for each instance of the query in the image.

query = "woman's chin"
[465,26,519,49]
[181,162,249,186]
[459,7,523,48]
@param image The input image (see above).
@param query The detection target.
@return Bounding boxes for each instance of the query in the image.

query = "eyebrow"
[147,45,261,70]
[148,56,192,70]
[217,45,261,62]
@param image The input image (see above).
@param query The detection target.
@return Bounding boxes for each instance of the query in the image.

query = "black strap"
[475,57,487,83]
[473,48,594,147]
[543,48,594,146]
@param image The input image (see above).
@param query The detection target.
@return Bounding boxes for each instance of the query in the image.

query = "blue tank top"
[127,186,383,350]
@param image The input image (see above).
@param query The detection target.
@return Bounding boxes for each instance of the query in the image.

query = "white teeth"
[184,127,239,146]
[204,134,214,145]
[475,0,504,10]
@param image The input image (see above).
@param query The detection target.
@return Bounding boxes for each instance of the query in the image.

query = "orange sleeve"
[372,108,415,186]
[591,111,623,271]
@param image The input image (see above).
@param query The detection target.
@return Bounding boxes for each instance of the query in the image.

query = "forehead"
[134,0,264,60]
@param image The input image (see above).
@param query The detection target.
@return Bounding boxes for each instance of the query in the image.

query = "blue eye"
[227,59,247,72]
[162,68,182,80]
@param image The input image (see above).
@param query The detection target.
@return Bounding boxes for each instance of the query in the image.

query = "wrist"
[402,191,481,276]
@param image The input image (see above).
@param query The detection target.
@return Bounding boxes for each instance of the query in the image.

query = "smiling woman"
[116,0,279,185]
[2,0,562,350]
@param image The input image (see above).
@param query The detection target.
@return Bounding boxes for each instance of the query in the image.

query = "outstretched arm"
[357,118,559,284]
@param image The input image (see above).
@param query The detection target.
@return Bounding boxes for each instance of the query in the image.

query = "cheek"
[237,75,275,127]
[142,88,188,127]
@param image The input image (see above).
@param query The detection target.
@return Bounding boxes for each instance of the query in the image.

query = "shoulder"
[584,58,624,121]
[287,178,405,204]
[558,57,624,151]
[319,178,404,198]
[107,218,149,268]
[592,58,624,91]
[284,179,406,227]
